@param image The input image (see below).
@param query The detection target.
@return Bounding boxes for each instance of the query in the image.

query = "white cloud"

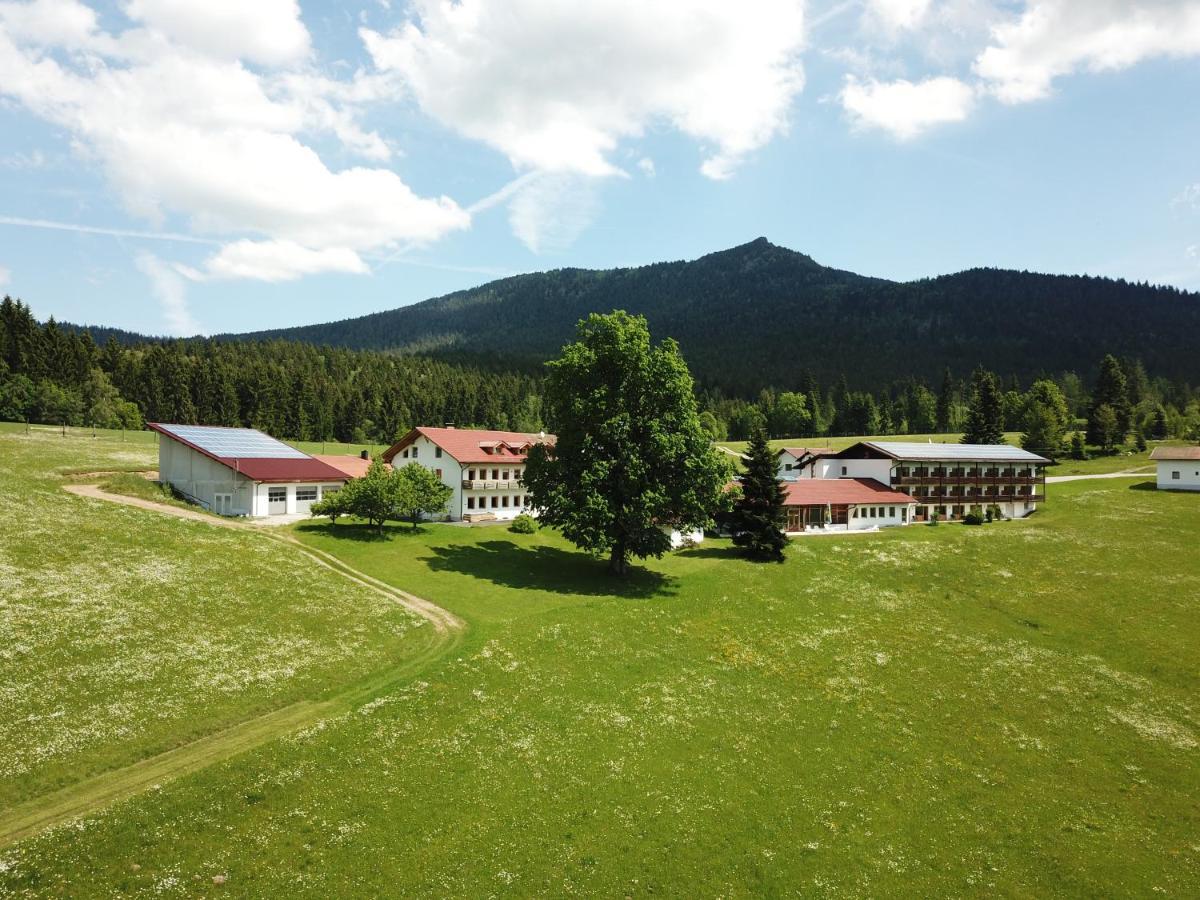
[122,0,311,67]
[135,252,199,335]
[0,149,44,169]
[840,75,976,138]
[362,0,806,180]
[185,240,368,283]
[0,265,10,288]
[975,0,1200,104]
[507,173,602,254]
[637,157,656,178]
[865,0,932,33]
[0,0,469,285]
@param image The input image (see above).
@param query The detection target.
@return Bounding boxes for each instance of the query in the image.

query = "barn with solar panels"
[148,423,350,517]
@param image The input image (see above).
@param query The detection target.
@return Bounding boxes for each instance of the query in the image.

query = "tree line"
[3,296,1198,454]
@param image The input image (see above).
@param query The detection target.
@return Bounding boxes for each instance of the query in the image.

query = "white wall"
[666,527,704,548]
[848,502,912,530]
[159,438,254,514]
[393,433,462,519]
[1157,460,1200,490]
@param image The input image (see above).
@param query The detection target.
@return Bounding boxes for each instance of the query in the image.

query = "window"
[402,448,409,458]
[468,469,476,480]
[869,507,876,518]
[467,496,476,509]
[522,495,529,507]
[492,468,499,480]
[502,470,510,481]
[412,446,419,458]
[491,496,498,508]
[852,508,859,518]
[502,496,509,508]
[435,446,442,458]
[268,487,286,502]
[435,469,443,480]
[784,463,793,471]
[296,487,317,502]
[841,466,847,476]
[1172,470,1180,480]
[888,506,895,516]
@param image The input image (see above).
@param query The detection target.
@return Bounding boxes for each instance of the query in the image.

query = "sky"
[1,0,1199,337]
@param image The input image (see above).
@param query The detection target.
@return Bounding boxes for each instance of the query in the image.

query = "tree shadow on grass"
[423,540,677,599]
[675,544,745,561]
[293,521,429,542]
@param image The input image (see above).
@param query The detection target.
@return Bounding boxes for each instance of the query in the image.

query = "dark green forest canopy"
[211,238,1200,393]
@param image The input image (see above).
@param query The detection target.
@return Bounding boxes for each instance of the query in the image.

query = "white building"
[776,447,838,480]
[782,478,919,532]
[787,440,1050,523]
[1150,446,1200,491]
[149,423,349,517]
[382,427,555,522]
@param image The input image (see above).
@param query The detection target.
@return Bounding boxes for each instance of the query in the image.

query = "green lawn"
[1,429,1196,896]
[0,430,429,809]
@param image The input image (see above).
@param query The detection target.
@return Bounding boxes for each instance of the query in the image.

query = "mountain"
[214,237,1198,393]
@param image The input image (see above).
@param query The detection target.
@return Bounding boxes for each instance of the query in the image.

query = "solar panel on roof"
[159,425,309,459]
[867,441,1049,462]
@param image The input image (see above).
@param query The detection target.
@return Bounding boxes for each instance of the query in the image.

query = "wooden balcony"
[462,479,521,490]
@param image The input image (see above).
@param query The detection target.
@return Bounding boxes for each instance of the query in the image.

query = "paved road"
[1045,469,1154,484]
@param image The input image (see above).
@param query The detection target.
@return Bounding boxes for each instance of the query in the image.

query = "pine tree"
[936,367,955,432]
[729,427,788,562]
[961,368,1005,444]
[1087,354,1131,445]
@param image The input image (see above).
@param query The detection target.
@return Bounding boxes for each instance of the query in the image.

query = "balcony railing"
[462,479,522,490]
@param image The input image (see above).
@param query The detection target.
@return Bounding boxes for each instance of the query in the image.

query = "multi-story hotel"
[779,440,1050,528]
[381,426,555,522]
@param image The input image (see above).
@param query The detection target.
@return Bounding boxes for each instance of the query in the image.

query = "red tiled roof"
[312,454,375,478]
[383,426,556,465]
[1150,446,1200,461]
[782,478,917,506]
[229,458,350,483]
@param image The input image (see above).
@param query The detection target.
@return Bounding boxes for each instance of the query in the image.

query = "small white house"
[1150,446,1200,491]
[149,423,349,516]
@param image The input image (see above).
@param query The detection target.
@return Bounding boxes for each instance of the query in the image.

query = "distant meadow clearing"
[0,425,1196,896]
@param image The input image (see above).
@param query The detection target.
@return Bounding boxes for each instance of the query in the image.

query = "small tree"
[1069,431,1088,460]
[310,490,349,525]
[394,462,453,529]
[346,458,400,535]
[729,427,788,561]
[1092,403,1120,453]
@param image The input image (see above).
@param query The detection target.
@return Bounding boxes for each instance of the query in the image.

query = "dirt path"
[1046,468,1155,484]
[0,486,466,849]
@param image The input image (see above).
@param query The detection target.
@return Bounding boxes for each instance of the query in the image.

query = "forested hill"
[219,238,1200,394]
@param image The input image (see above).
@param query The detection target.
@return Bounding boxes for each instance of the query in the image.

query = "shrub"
[964,511,985,525]
[509,513,537,534]
[929,512,940,526]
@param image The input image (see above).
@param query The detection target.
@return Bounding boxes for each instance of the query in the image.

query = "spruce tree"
[961,367,1005,444]
[730,427,788,562]
[1087,354,1131,445]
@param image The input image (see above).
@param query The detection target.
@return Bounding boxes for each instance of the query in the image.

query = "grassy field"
[1,427,1197,896]
[0,430,430,812]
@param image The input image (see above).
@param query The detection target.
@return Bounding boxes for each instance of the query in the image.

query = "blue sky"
[1,0,1199,336]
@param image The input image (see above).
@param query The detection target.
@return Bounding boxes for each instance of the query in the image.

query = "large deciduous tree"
[523,311,729,576]
[729,426,788,561]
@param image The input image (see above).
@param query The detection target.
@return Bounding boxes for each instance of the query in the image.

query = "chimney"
[360,450,369,460]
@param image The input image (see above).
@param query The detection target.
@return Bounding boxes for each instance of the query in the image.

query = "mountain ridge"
[61,238,1200,394]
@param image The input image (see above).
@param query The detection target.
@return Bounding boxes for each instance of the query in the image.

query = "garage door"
[295,486,318,513]
[268,486,287,515]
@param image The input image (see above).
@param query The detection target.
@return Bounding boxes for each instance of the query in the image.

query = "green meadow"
[0,427,1197,896]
